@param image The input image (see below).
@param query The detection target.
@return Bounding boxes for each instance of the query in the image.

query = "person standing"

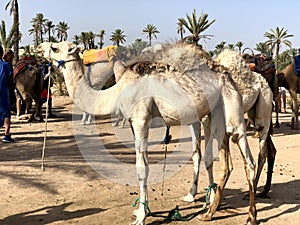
[278,86,287,113]
[2,50,16,112]
[0,45,14,143]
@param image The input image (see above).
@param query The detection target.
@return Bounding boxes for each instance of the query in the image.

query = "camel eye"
[51,47,59,53]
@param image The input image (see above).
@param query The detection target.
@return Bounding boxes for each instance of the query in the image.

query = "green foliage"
[128,39,148,56]
[178,9,215,45]
[277,48,296,72]
[264,27,293,71]
[110,29,126,47]
[142,24,159,46]
[0,20,19,51]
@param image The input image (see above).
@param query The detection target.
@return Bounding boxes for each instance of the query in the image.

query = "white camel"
[37,41,257,225]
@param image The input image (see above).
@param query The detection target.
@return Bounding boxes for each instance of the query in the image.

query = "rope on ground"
[132,183,218,221]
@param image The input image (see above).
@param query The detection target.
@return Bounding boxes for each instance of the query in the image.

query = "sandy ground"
[0,95,299,225]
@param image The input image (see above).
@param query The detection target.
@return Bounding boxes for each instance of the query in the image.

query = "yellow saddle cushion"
[82,46,118,65]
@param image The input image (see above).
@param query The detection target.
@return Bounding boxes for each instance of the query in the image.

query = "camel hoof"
[182,193,195,203]
[131,209,146,225]
[246,219,257,225]
[200,213,212,221]
[274,123,280,128]
[256,192,270,199]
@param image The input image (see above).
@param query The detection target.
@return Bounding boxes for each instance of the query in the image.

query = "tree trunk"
[13,0,19,65]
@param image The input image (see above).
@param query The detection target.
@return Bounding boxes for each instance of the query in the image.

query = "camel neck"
[61,60,126,116]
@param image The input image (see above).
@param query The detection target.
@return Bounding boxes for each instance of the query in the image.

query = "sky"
[1,0,299,52]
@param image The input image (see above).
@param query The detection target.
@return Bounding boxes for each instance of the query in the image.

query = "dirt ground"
[0,95,299,225]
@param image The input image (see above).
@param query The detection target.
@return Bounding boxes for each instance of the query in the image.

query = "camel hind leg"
[257,135,276,198]
[201,134,233,221]
[28,91,44,122]
[253,87,275,197]
[182,121,201,202]
[217,78,256,224]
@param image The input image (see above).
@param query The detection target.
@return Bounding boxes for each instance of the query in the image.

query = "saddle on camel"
[13,55,38,79]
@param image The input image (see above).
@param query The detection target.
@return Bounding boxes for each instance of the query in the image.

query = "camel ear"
[68,45,79,55]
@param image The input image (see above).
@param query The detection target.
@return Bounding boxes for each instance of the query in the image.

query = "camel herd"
[12,41,299,225]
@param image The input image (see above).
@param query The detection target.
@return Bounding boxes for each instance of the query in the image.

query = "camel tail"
[269,119,274,136]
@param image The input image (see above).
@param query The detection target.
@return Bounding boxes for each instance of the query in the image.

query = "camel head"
[36,41,80,65]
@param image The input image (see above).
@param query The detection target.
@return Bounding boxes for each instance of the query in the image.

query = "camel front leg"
[182,121,201,202]
[201,134,233,221]
[202,115,215,186]
[131,122,149,225]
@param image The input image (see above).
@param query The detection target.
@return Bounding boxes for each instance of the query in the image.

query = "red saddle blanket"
[14,56,37,79]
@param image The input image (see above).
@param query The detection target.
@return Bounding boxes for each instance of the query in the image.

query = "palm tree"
[56,21,70,42]
[227,44,235,50]
[264,27,293,71]
[87,31,96,49]
[97,29,105,49]
[31,13,46,44]
[73,35,80,45]
[178,9,215,46]
[45,20,55,42]
[215,41,226,54]
[129,38,148,55]
[0,20,18,51]
[28,23,39,46]
[235,41,244,54]
[142,24,160,46]
[110,29,126,46]
[79,32,89,50]
[5,0,19,63]
[176,21,185,41]
[254,42,269,54]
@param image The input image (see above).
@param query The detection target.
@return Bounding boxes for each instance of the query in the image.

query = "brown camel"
[277,62,300,129]
[14,56,44,122]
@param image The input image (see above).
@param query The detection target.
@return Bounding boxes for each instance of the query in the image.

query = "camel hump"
[83,46,118,65]
[14,56,38,79]
[128,61,175,75]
